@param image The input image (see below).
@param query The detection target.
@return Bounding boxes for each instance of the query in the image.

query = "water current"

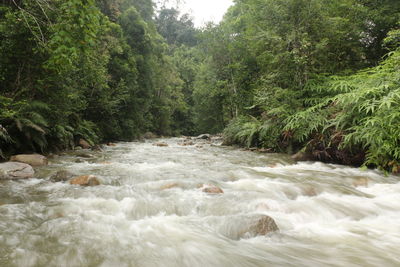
[1,137,400,267]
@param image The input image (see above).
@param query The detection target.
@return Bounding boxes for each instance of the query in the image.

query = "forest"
[1,0,400,173]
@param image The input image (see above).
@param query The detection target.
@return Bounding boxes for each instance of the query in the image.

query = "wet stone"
[50,170,74,182]
[0,162,35,180]
[70,175,100,186]
[202,185,224,194]
[78,139,91,149]
[154,142,169,147]
[10,154,48,166]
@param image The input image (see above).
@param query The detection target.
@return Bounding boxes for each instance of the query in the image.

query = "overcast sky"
[163,0,234,27]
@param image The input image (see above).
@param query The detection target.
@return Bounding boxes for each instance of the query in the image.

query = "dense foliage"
[211,0,400,172]
[1,0,400,172]
[0,0,189,156]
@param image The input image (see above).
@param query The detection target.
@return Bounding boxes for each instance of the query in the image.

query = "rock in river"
[202,185,224,194]
[10,154,48,166]
[0,162,34,180]
[143,132,158,139]
[160,183,180,190]
[219,214,279,240]
[291,151,314,161]
[153,142,169,147]
[196,134,211,140]
[353,177,369,187]
[70,175,100,186]
[50,170,74,182]
[251,215,279,235]
[78,139,91,149]
[91,145,103,152]
[234,215,279,239]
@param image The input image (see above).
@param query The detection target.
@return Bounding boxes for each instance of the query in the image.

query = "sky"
[165,0,234,27]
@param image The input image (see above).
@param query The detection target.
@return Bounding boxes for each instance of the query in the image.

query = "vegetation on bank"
[1,0,400,172]
[0,0,193,157]
[213,0,400,173]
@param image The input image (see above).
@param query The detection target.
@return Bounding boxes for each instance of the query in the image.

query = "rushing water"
[1,138,400,267]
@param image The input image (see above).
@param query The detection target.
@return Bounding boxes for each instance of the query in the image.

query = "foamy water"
[1,138,399,266]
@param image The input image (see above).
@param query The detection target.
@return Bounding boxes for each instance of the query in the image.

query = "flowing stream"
[1,137,400,267]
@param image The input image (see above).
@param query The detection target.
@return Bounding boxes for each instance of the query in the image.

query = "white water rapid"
[1,138,400,266]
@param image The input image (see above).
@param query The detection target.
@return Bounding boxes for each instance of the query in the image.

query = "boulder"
[69,175,100,186]
[220,214,279,240]
[153,142,169,147]
[107,142,117,147]
[352,177,369,187]
[78,139,91,149]
[247,215,279,236]
[10,154,48,166]
[202,185,224,194]
[196,134,211,140]
[291,151,314,161]
[0,162,34,180]
[50,170,74,182]
[179,141,194,146]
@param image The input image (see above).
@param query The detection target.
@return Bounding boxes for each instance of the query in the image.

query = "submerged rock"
[10,154,48,166]
[179,140,194,146]
[202,185,224,194]
[219,214,279,240]
[160,183,180,190]
[153,142,169,147]
[301,185,318,196]
[353,177,369,187]
[0,162,34,179]
[50,170,74,182]
[69,175,100,186]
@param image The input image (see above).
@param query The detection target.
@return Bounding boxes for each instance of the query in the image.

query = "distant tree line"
[1,0,400,172]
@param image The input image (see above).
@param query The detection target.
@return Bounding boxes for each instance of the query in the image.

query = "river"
[1,137,400,267]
